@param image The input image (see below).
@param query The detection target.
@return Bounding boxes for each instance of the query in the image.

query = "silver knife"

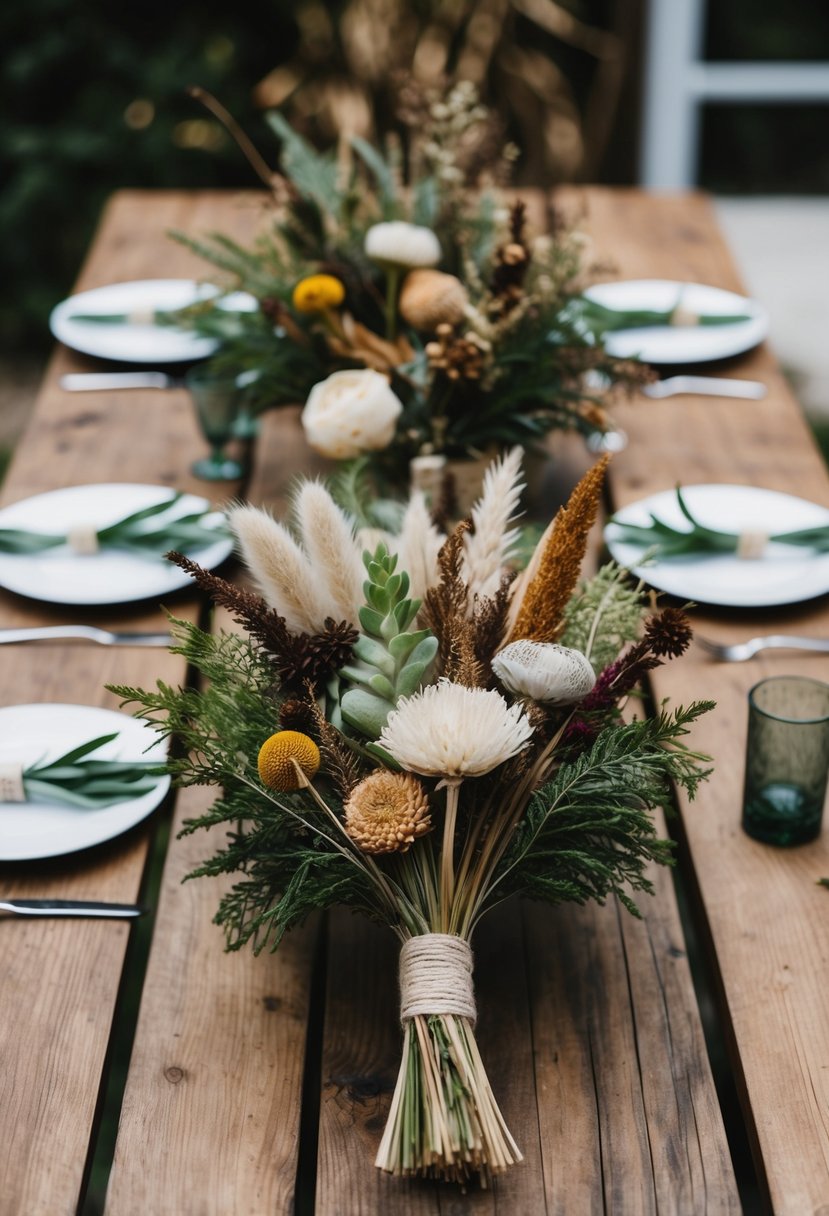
[0,626,172,646]
[60,372,178,391]
[0,899,145,919]
[643,375,767,400]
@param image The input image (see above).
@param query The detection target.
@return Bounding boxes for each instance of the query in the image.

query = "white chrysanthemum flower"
[302,369,403,460]
[379,679,533,778]
[492,641,596,705]
[365,221,442,269]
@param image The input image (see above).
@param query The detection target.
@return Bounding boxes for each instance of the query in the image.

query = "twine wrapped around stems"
[399,933,476,1024]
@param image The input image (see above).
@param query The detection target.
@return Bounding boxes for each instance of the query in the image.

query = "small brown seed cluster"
[425,324,490,381]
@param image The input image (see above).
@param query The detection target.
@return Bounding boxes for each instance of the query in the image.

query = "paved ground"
[716,197,829,420]
[0,197,826,450]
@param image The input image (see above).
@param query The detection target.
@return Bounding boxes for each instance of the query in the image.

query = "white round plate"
[583,280,769,364]
[50,279,258,364]
[0,703,170,861]
[605,484,829,608]
[0,483,232,606]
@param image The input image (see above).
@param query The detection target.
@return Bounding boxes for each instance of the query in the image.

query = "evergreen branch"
[485,703,713,917]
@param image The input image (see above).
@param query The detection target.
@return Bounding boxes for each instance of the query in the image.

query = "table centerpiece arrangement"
[171,81,650,495]
[114,448,712,1186]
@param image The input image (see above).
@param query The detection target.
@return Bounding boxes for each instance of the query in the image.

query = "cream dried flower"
[492,641,596,705]
[302,369,403,460]
[365,221,441,269]
[379,679,533,778]
[344,771,431,854]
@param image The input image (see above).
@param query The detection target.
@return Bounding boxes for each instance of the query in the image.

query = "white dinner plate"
[0,483,233,606]
[583,280,769,364]
[0,703,170,861]
[50,279,258,364]
[605,484,829,608]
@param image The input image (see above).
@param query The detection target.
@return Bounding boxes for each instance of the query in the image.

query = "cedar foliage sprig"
[111,620,374,952]
[559,561,646,673]
[488,702,714,917]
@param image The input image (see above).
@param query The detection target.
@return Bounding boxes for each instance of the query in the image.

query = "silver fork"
[0,625,172,646]
[643,376,767,400]
[696,634,829,662]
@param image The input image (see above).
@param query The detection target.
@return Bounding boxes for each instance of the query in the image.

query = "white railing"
[640,0,829,189]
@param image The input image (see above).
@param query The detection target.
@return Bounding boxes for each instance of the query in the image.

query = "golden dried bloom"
[258,730,321,791]
[344,770,431,855]
[399,269,468,331]
[292,274,346,314]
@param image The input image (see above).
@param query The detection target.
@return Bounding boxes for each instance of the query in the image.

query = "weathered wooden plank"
[105,785,317,1216]
[578,187,829,1214]
[524,827,741,1216]
[0,190,256,1216]
[315,904,547,1216]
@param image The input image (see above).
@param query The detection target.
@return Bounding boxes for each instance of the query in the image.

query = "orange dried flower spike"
[509,454,610,644]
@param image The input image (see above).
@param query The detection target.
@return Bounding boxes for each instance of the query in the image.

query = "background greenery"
[2,0,827,356]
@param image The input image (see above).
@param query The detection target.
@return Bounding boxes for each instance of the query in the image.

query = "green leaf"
[350,135,398,216]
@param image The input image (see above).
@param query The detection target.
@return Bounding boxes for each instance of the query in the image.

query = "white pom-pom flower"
[365,221,442,269]
[302,368,403,460]
[492,641,596,705]
[379,679,533,778]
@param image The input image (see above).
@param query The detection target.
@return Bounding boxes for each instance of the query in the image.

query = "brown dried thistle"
[472,574,514,682]
[167,553,357,693]
[422,522,474,677]
[489,200,531,313]
[304,685,364,800]
[507,454,610,644]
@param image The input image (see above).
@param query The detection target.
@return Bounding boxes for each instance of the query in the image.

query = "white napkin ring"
[736,531,768,560]
[669,304,699,328]
[0,763,25,802]
[67,524,100,556]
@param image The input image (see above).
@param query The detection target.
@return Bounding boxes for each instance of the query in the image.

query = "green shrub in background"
[1,0,298,352]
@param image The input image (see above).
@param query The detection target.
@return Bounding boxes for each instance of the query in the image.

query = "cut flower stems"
[114,450,713,1186]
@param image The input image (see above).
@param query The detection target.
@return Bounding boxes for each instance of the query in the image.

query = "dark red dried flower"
[644,607,693,658]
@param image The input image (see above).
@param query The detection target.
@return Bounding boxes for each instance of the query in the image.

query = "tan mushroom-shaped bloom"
[492,640,596,705]
[399,269,468,331]
[344,770,431,854]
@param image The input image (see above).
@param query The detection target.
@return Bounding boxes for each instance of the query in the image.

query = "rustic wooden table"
[1,188,827,1216]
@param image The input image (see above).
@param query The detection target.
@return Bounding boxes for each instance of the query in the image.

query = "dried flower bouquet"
[172,82,649,473]
[114,451,711,1185]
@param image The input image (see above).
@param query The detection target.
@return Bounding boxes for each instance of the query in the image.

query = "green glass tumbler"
[742,675,829,846]
[186,365,244,481]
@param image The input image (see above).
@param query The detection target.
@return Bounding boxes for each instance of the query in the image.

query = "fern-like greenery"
[488,702,713,917]
[113,620,373,953]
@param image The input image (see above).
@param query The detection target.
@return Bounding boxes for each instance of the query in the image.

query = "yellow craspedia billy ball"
[292,274,346,313]
[257,730,321,791]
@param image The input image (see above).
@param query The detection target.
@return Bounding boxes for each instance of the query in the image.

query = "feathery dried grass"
[293,481,365,624]
[229,505,332,633]
[463,446,525,602]
[397,491,444,604]
[508,455,610,643]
